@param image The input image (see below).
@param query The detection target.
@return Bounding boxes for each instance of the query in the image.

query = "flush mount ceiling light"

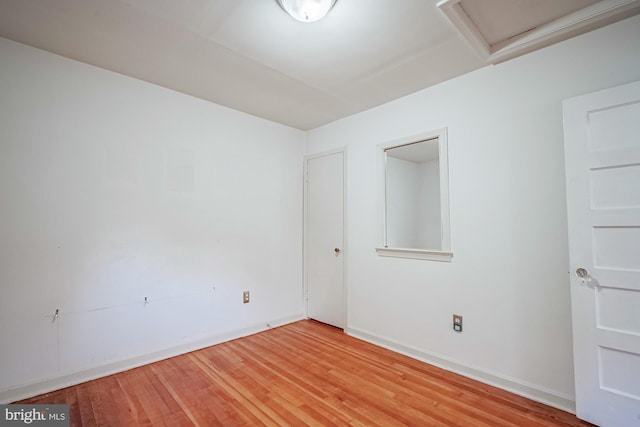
[277,0,337,23]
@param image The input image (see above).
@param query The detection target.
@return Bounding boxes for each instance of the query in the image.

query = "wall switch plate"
[453,314,463,332]
[243,291,250,304]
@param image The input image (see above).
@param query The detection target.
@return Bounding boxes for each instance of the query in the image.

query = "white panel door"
[563,80,640,426]
[305,150,345,329]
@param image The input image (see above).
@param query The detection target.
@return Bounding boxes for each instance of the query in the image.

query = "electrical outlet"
[243,291,250,304]
[453,314,463,332]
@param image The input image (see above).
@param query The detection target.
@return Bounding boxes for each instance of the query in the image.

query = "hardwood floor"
[18,320,593,426]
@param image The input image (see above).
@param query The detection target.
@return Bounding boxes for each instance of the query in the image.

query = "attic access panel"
[438,0,640,63]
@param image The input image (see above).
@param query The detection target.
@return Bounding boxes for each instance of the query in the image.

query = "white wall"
[305,15,640,411]
[417,159,440,249]
[386,157,419,248]
[0,37,305,401]
[386,157,441,249]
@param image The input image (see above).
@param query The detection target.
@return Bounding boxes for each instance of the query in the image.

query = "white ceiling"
[0,0,638,130]
[387,139,440,163]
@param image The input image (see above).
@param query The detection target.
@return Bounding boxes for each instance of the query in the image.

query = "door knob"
[575,267,599,287]
[334,248,341,254]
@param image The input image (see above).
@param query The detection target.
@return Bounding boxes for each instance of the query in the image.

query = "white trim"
[375,247,453,262]
[345,326,576,414]
[342,149,348,329]
[438,129,451,252]
[377,128,452,260]
[303,147,348,329]
[438,0,640,64]
[0,313,304,404]
[436,0,490,60]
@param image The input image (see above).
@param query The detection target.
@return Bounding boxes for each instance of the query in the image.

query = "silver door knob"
[576,268,589,278]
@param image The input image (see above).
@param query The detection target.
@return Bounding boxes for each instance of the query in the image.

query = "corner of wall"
[345,326,576,414]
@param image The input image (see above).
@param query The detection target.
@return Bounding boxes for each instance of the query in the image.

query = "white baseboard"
[345,326,576,414]
[0,313,304,404]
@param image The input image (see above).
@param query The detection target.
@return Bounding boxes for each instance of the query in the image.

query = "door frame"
[303,147,348,328]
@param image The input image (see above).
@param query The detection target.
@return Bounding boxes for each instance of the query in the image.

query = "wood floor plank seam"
[17,320,594,427]
[258,326,530,427]
[228,340,362,425]
[191,351,286,427]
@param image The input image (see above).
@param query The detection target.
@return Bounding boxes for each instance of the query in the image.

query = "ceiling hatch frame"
[437,0,640,64]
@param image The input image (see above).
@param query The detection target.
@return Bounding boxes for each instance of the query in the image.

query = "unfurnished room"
[1,0,639,426]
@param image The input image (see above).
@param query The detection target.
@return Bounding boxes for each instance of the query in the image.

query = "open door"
[563,81,640,426]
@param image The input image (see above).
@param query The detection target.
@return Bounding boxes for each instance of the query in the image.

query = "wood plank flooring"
[18,320,594,426]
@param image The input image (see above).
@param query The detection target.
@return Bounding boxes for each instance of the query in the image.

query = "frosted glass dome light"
[277,0,338,23]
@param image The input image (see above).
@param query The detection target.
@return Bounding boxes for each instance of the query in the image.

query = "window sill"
[375,247,453,262]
